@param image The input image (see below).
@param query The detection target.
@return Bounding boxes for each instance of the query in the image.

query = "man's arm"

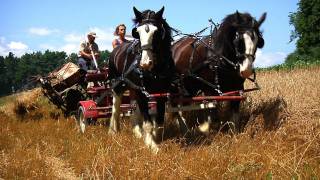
[79,50,93,60]
[79,42,93,60]
[92,43,100,60]
[112,39,117,49]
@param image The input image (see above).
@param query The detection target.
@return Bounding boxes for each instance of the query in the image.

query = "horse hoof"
[144,130,159,154]
[198,121,210,135]
[133,125,143,139]
[108,129,117,135]
[150,145,159,154]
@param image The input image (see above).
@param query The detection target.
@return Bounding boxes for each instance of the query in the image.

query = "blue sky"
[0,0,298,67]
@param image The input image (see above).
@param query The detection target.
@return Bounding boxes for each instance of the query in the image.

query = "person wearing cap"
[78,32,100,71]
[112,24,129,49]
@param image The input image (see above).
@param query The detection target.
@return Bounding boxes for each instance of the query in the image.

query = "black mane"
[213,12,263,58]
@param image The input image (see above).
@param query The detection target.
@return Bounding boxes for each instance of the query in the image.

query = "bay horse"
[172,11,266,134]
[108,7,175,153]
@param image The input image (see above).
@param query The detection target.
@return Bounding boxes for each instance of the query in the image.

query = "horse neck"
[153,32,173,72]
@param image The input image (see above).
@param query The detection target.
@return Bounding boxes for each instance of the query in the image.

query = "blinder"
[233,28,262,61]
[257,33,264,48]
[132,28,140,39]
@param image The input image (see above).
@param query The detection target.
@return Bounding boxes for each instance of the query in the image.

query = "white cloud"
[39,43,78,55]
[88,27,116,51]
[61,44,78,55]
[0,37,29,57]
[28,26,122,54]
[255,50,287,68]
[64,33,83,43]
[29,27,59,36]
[8,41,28,50]
[61,27,117,52]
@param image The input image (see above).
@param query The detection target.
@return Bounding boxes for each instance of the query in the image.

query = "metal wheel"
[77,106,88,133]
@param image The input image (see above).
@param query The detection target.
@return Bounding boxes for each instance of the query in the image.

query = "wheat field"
[0,67,319,179]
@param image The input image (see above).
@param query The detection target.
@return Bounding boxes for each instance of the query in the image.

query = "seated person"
[78,32,100,71]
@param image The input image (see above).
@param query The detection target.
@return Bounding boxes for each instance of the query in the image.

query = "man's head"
[114,24,126,36]
[87,32,97,43]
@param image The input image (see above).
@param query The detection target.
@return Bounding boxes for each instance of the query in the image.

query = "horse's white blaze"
[109,93,122,134]
[137,24,158,70]
[239,32,258,78]
[141,50,153,70]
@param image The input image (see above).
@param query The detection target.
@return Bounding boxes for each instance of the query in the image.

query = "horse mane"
[132,10,173,45]
[213,12,262,55]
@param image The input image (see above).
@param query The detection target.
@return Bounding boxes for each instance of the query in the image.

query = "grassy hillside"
[0,66,319,179]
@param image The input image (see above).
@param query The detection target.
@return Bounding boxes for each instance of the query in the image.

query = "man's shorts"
[78,57,92,71]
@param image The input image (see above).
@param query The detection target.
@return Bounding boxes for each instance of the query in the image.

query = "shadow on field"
[241,96,288,136]
[159,96,289,147]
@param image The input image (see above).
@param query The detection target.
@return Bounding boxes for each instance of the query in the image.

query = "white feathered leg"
[143,121,159,154]
[131,105,143,139]
[198,113,212,136]
[109,93,122,134]
[175,110,189,137]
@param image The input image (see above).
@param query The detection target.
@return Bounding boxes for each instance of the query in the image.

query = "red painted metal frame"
[78,86,259,119]
[78,100,99,119]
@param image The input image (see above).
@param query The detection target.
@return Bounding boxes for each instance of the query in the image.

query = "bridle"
[233,29,258,62]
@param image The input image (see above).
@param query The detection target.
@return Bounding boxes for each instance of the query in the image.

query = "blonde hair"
[114,24,126,36]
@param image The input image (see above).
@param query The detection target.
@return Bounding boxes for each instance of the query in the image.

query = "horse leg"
[229,101,241,134]
[198,109,213,136]
[130,101,143,138]
[109,92,123,134]
[137,93,159,153]
[152,98,166,142]
[174,109,189,137]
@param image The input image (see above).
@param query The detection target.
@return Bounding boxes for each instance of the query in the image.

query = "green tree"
[99,50,111,68]
[1,52,19,95]
[287,0,320,64]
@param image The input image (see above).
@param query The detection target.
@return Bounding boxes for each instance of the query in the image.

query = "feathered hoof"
[108,128,118,135]
[198,121,210,136]
[144,132,159,154]
[152,126,164,143]
[133,125,143,139]
[143,122,159,154]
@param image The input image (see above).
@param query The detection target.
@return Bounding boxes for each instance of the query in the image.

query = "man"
[112,24,129,48]
[78,32,100,71]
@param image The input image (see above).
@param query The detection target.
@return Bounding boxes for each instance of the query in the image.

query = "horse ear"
[236,10,241,22]
[257,12,267,28]
[155,6,165,19]
[133,7,142,19]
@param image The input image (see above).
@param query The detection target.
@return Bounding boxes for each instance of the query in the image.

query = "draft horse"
[172,11,266,133]
[108,7,175,152]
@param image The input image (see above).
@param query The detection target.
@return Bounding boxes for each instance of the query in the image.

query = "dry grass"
[0,67,319,179]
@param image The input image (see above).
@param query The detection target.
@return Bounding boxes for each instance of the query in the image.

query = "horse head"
[217,11,266,78]
[132,6,171,71]
[232,11,266,78]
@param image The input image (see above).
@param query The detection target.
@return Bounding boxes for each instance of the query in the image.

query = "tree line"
[0,50,110,97]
